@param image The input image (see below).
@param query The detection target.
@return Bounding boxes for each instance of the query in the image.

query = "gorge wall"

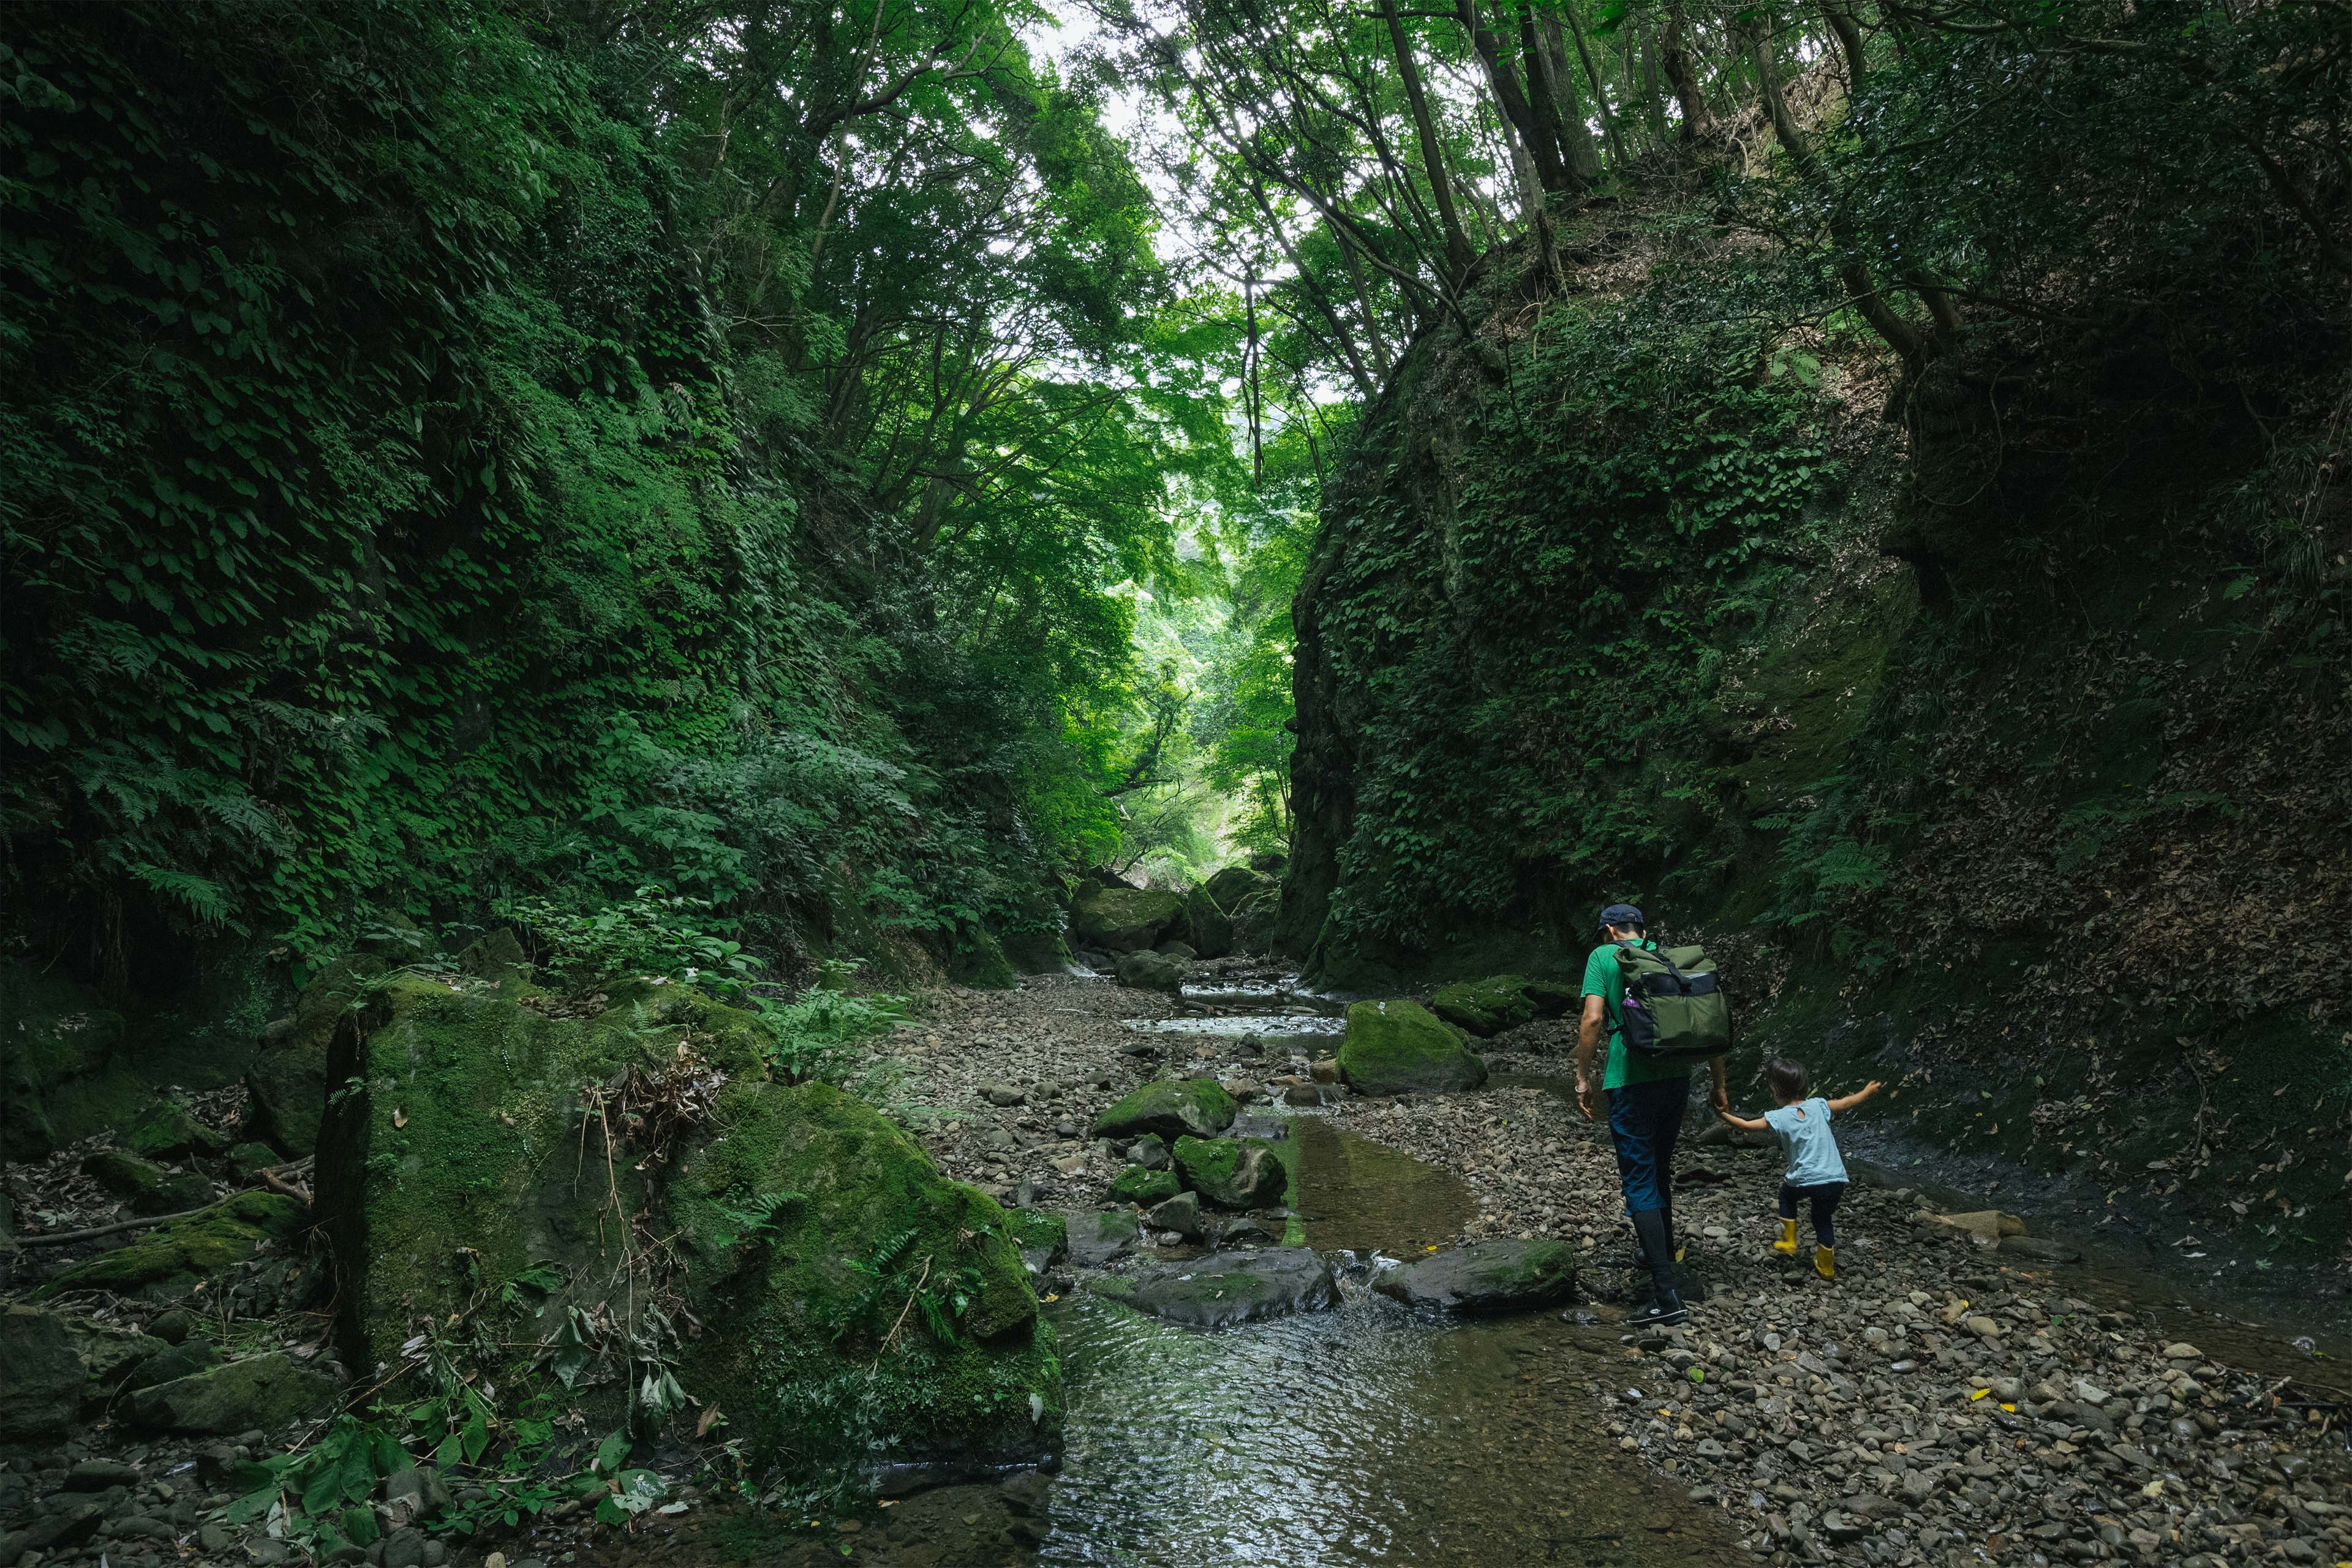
[1278,197,2352,1258]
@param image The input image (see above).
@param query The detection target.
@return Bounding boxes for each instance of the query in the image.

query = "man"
[1574,902,1728,1326]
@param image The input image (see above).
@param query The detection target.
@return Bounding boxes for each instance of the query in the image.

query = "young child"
[1716,1057,1882,1280]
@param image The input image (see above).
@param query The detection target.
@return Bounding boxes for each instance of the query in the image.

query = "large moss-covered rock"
[1373,1239,1578,1314]
[1090,1079,1237,1142]
[123,1098,230,1161]
[1203,865,1274,913]
[1069,885,1186,954]
[124,1351,337,1433]
[0,1305,163,1439]
[1336,1000,1488,1095]
[0,1306,90,1440]
[1428,975,1540,1037]
[946,929,1019,990]
[1171,1136,1287,1209]
[0,978,140,1162]
[1114,949,1185,995]
[37,1191,310,1302]
[244,954,386,1155]
[82,1148,168,1199]
[317,978,1057,1491]
[669,1079,1058,1482]
[1183,888,1234,959]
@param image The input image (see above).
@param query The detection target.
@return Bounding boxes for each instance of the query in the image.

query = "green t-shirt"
[1583,939,1691,1090]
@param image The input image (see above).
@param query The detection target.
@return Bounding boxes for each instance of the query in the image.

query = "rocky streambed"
[872,967,2352,1566]
[10,960,2352,1568]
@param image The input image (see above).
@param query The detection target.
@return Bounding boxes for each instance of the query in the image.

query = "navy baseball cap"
[1597,902,1645,930]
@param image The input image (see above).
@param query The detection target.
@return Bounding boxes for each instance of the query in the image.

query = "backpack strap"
[1615,938,1681,979]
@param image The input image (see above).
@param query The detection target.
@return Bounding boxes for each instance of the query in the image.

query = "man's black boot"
[1628,1208,1687,1325]
[1630,1199,1687,1270]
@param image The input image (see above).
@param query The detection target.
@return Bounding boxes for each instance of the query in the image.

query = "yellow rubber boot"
[1814,1245,1836,1280]
[1773,1218,1799,1256]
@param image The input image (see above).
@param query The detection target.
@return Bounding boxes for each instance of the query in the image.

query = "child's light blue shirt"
[1763,1098,1849,1188]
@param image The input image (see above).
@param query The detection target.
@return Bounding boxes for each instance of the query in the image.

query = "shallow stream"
[1032,1115,1735,1567]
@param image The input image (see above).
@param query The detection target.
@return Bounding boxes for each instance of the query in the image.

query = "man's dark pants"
[1608,1076,1687,1213]
[1608,1076,1687,1297]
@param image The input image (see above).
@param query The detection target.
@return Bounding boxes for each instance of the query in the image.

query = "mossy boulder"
[1069,886,1186,954]
[1203,865,1274,913]
[1336,1000,1488,1095]
[1090,1079,1237,1143]
[37,1191,310,1302]
[1114,949,1185,995]
[123,1098,230,1161]
[1171,1136,1287,1209]
[0,973,141,1161]
[244,953,386,1155]
[1001,1208,1068,1267]
[1428,976,1540,1038]
[0,1305,167,1440]
[670,1079,1058,1483]
[946,929,1019,990]
[82,1148,168,1199]
[1372,1239,1578,1314]
[123,1351,338,1433]
[1109,1166,1182,1206]
[1088,1248,1336,1328]
[83,1147,212,1213]
[1183,888,1234,959]
[315,978,1057,1491]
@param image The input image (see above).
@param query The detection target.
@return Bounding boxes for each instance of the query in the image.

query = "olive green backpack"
[1613,941,1733,1060]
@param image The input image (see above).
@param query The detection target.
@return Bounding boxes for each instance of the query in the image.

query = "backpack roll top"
[1614,941,1734,1060]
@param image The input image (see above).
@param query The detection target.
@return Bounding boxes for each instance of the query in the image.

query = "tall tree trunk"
[1461,0,1570,195]
[1637,18,1671,150]
[1529,7,1603,186]
[1561,4,1629,166]
[1660,0,1716,143]
[1819,0,1868,87]
[1747,19,1928,373]
[1378,0,1478,277]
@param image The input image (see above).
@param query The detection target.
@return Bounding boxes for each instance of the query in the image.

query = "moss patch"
[1336,1001,1487,1095]
[1069,886,1185,952]
[1109,1166,1182,1205]
[39,1191,309,1302]
[1427,976,1539,1037]
[1170,1136,1287,1208]
[1089,1079,1236,1142]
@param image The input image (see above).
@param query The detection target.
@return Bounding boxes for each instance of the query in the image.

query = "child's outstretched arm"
[1826,1080,1885,1114]
[1716,1106,1770,1131]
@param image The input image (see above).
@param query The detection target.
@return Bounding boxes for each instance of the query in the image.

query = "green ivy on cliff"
[1312,269,1833,952]
[0,1,1218,981]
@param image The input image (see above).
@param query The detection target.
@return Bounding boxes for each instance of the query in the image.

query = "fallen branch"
[17,1208,210,1246]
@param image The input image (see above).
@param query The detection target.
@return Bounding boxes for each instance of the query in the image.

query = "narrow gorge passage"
[5,0,2346,1565]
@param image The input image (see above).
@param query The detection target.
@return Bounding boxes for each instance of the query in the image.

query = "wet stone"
[1065,1209,1141,1267]
[1373,1239,1578,1316]
[1089,1248,1338,1328]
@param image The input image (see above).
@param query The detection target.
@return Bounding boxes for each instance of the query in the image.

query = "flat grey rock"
[1373,1239,1578,1314]
[1090,1248,1337,1328]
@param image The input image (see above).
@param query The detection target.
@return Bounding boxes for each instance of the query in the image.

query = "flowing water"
[1032,1116,1740,1567]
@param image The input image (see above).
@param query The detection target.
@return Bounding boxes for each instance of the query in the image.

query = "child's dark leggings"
[1779,1182,1847,1247]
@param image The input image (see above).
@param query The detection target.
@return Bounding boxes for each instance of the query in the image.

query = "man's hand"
[1576,1074,1601,1124]
[1708,1077,1730,1116]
